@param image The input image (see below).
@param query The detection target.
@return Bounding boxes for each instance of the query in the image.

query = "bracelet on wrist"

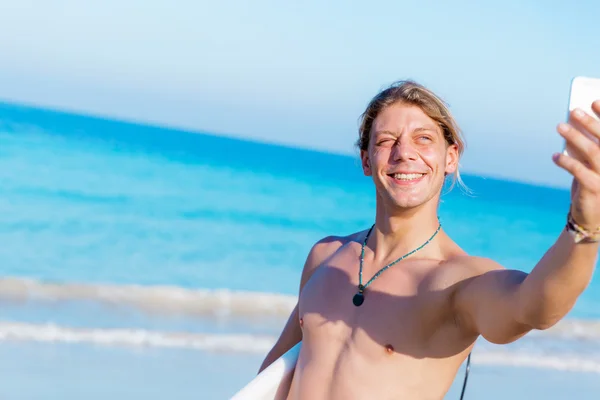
[566,211,600,244]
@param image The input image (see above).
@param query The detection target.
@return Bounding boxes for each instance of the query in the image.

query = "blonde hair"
[357,80,468,192]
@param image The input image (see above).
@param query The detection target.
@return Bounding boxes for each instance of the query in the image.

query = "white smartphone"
[564,76,600,158]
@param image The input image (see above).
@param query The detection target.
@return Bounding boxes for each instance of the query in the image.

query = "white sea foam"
[0,277,296,318]
[4,277,600,343]
[2,321,600,374]
[474,352,600,374]
[0,321,276,353]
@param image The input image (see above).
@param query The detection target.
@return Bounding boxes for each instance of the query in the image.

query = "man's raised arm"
[455,103,600,344]
[454,232,598,344]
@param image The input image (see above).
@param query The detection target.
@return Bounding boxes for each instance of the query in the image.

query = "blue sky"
[0,0,599,187]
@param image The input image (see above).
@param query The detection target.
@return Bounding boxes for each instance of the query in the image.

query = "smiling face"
[361,102,459,210]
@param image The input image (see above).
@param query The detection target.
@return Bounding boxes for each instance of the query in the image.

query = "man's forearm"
[517,229,599,329]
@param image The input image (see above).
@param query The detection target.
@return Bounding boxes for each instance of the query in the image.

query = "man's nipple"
[384,344,394,354]
[299,317,304,327]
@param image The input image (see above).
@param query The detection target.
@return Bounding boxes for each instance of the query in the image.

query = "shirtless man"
[258,80,600,399]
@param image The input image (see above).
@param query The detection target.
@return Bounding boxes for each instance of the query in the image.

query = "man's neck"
[368,201,442,263]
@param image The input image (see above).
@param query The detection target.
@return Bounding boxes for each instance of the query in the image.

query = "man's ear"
[361,149,372,176]
[445,144,459,175]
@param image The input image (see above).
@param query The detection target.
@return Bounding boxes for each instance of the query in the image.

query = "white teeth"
[393,173,424,181]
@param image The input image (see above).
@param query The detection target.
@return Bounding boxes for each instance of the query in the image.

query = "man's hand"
[554,100,600,232]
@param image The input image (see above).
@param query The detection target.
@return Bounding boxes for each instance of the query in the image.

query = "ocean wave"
[473,352,600,373]
[2,321,600,374]
[0,321,276,353]
[4,277,600,343]
[0,277,296,317]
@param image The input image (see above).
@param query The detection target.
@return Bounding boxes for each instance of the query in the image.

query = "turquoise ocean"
[2,101,600,399]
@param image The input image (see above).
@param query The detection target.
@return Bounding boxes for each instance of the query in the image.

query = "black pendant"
[353,292,364,307]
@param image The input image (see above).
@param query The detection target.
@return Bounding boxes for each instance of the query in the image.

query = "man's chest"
[298,262,455,351]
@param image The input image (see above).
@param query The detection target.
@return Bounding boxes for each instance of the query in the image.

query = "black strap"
[459,352,472,400]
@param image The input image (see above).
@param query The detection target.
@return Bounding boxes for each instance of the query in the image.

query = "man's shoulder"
[301,230,366,283]
[444,254,506,276]
[432,254,507,290]
[306,231,363,266]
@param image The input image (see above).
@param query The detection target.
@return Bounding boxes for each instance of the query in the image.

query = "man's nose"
[391,138,418,161]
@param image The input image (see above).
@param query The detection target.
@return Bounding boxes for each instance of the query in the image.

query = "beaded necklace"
[352,220,442,307]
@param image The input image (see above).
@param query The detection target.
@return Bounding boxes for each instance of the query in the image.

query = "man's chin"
[386,196,425,210]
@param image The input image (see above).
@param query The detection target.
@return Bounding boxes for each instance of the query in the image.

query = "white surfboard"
[230,342,301,400]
